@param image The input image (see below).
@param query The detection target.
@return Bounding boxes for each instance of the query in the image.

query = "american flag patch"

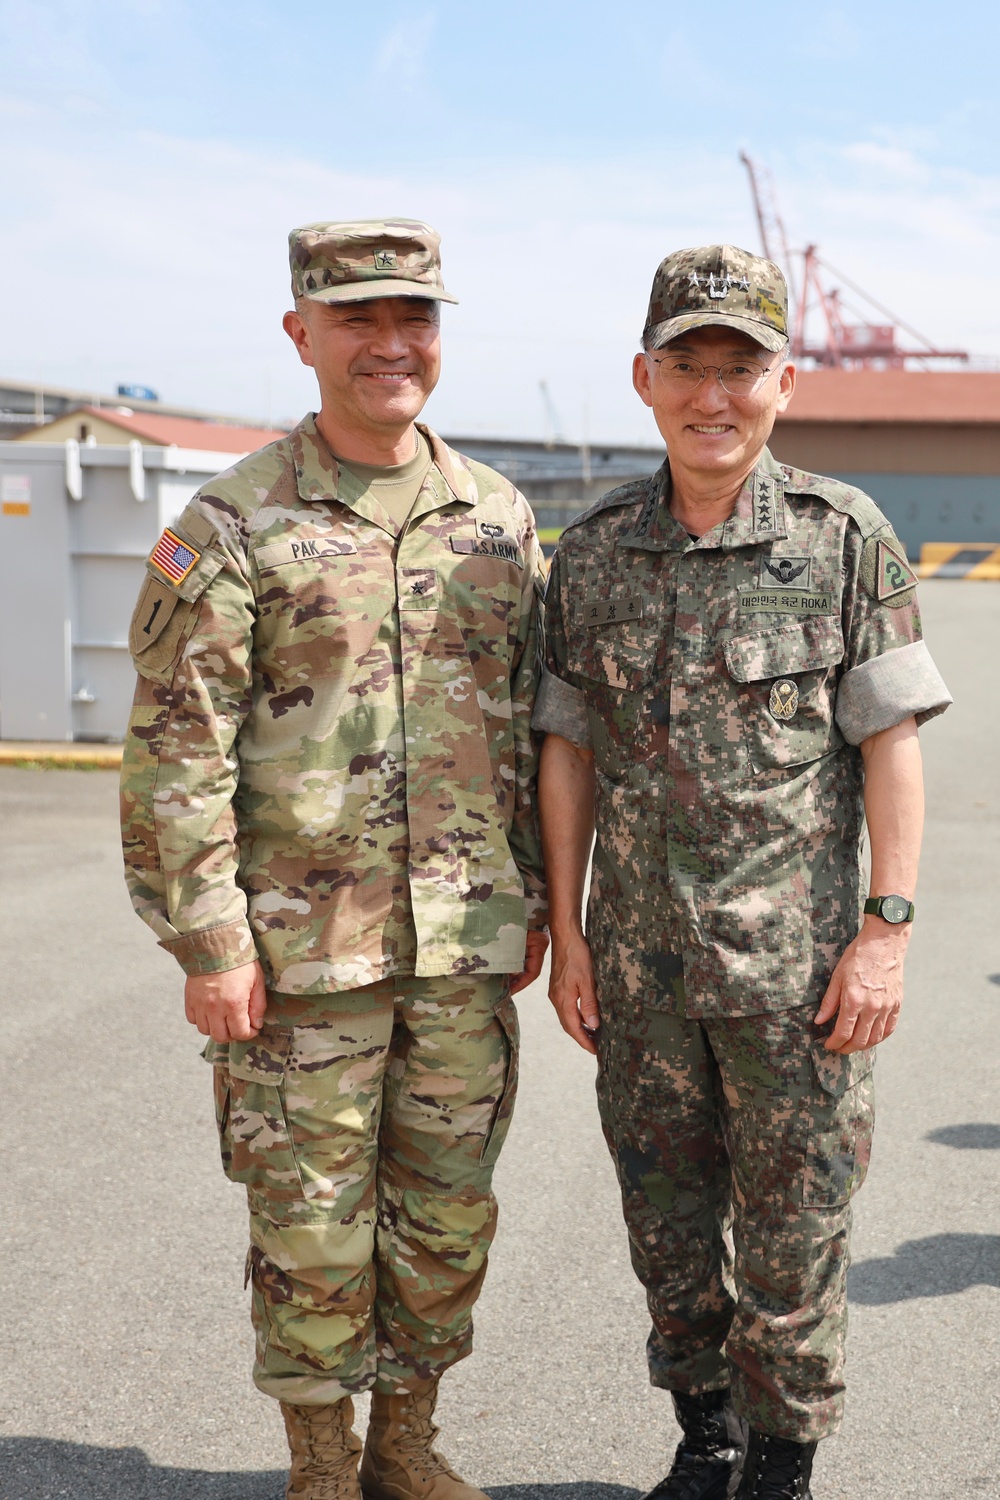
[149,527,200,585]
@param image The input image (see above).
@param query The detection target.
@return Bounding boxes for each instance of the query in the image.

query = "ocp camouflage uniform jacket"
[121,416,547,993]
[534,447,951,1017]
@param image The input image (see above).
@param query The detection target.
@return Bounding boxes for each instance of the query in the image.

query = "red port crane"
[739,152,968,369]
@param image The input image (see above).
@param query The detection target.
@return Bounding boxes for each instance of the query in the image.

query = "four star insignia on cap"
[705,271,753,300]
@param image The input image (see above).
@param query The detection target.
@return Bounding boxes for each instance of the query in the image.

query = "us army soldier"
[121,220,548,1500]
[533,246,951,1499]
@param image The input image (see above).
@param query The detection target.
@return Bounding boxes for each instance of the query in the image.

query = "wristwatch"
[864,895,915,924]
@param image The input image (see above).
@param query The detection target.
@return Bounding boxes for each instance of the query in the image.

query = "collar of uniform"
[421,426,477,507]
[406,425,477,527]
[717,448,788,548]
[621,448,788,553]
[619,463,690,552]
[290,413,342,504]
[289,415,475,533]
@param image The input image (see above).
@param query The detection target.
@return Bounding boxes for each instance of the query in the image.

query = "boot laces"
[747,1435,810,1499]
[393,1395,454,1480]
[286,1404,359,1488]
[294,1480,358,1500]
[654,1442,740,1499]
[646,1423,741,1498]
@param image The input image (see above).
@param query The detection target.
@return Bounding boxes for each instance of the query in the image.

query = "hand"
[815,921,908,1053]
[548,929,600,1055]
[509,928,550,994]
[184,960,268,1042]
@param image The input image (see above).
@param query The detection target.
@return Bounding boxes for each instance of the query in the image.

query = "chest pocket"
[566,615,654,781]
[253,546,381,665]
[724,617,845,773]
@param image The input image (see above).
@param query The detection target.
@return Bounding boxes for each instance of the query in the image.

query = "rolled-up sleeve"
[837,522,952,746]
[531,668,593,748]
[836,639,953,745]
[531,546,594,749]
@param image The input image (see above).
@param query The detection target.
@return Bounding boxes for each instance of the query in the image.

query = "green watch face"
[880,895,911,924]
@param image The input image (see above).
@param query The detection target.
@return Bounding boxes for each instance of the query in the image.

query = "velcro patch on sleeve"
[876,539,917,601]
[129,578,180,652]
[149,527,201,585]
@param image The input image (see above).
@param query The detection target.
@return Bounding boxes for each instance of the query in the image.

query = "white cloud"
[374,10,437,83]
[841,141,927,183]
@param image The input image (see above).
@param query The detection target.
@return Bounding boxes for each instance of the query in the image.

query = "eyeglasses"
[649,353,777,397]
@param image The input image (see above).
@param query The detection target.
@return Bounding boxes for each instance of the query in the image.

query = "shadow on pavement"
[849,1232,1000,1304]
[0,1438,284,1499]
[0,1443,641,1500]
[490,1488,640,1500]
[925,1122,1000,1149]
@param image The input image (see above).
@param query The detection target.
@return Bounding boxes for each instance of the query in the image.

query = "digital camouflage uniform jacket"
[534,447,951,1017]
[121,417,547,993]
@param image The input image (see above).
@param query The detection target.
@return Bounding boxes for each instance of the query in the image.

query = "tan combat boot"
[282,1397,364,1500]
[360,1380,488,1500]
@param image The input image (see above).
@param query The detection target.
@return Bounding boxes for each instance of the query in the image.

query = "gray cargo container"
[0,440,236,741]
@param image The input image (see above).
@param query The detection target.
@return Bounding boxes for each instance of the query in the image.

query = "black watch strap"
[864,895,915,924]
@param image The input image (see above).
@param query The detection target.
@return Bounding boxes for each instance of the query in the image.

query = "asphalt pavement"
[1,581,997,1500]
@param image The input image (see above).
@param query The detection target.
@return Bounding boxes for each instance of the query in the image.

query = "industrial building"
[770,370,1000,559]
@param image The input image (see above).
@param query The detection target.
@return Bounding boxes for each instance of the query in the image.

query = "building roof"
[49,405,288,452]
[0,376,275,426]
[780,370,1000,424]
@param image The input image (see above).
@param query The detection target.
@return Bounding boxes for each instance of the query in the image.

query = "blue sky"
[2,0,998,441]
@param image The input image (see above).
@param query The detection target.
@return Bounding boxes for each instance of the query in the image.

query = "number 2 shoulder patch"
[876,539,917,600]
[861,534,918,608]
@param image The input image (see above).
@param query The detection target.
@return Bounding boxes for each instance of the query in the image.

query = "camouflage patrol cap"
[289,218,458,305]
[644,244,788,353]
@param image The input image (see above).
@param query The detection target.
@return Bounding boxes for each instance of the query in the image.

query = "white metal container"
[0,440,238,741]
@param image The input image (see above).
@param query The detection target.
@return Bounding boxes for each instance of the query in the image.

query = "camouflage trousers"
[595,991,875,1443]
[206,973,517,1404]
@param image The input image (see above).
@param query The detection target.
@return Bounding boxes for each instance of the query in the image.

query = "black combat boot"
[734,1429,817,1499]
[642,1389,748,1500]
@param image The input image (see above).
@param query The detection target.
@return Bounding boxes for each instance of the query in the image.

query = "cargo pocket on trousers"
[801,1041,876,1209]
[480,991,520,1169]
[206,1027,304,1204]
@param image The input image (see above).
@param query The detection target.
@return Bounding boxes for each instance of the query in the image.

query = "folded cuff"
[836,639,953,746]
[531,669,592,748]
[159,918,258,976]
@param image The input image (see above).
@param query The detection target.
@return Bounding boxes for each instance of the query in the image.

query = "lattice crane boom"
[738,154,968,369]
